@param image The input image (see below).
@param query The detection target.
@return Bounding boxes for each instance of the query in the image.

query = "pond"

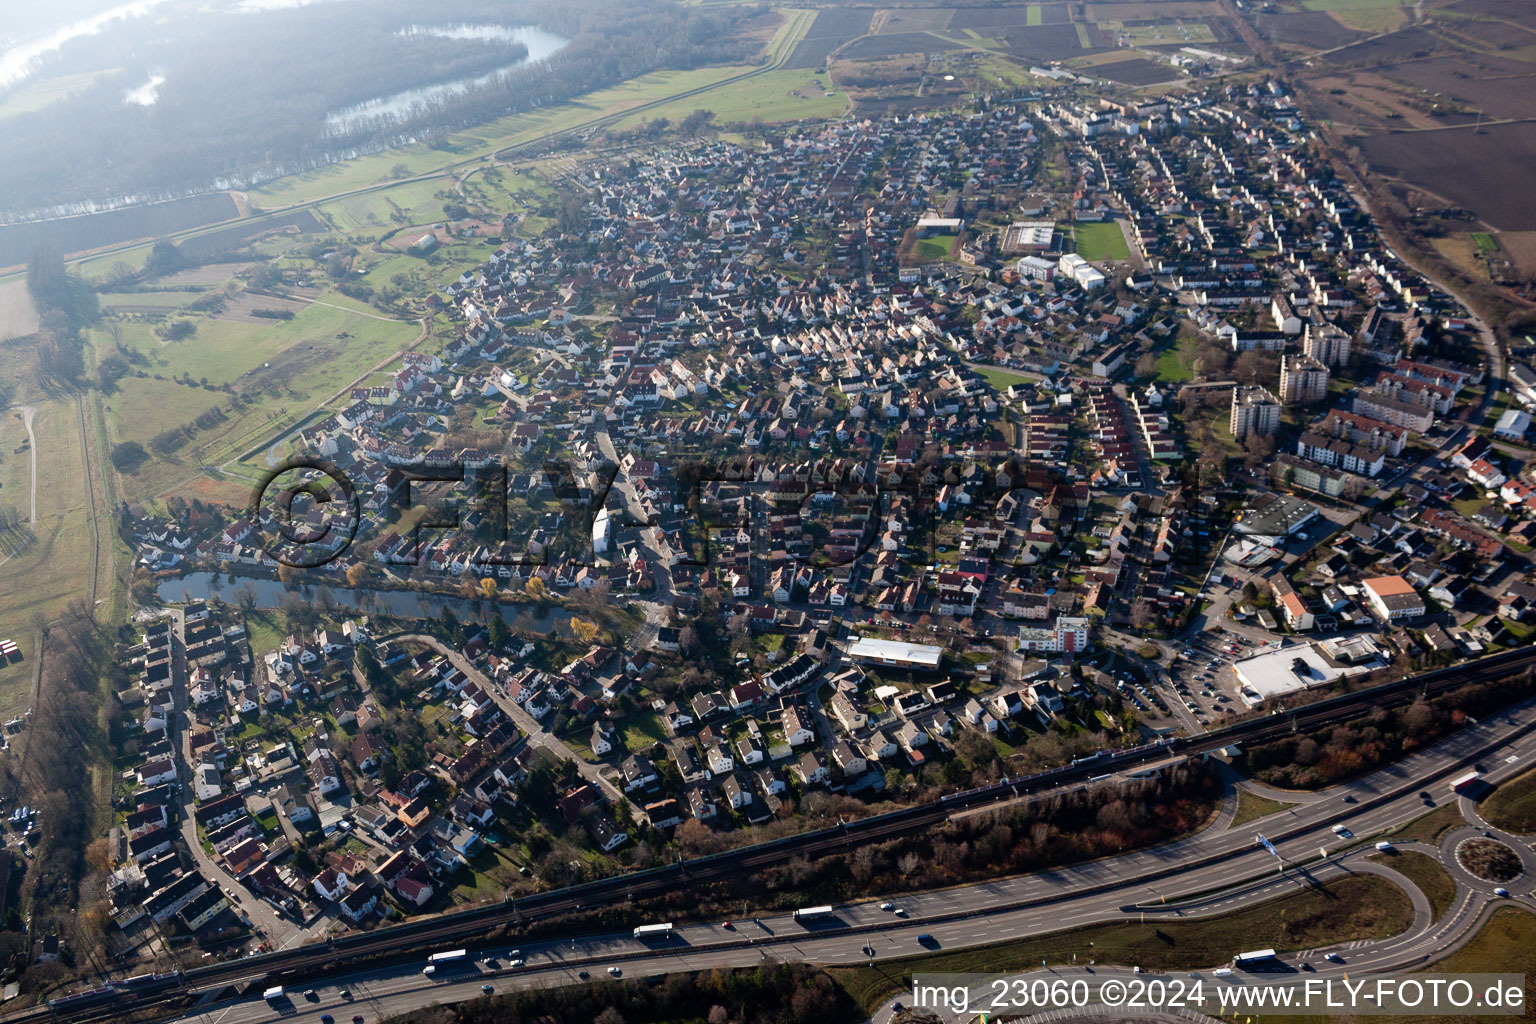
[157,571,573,634]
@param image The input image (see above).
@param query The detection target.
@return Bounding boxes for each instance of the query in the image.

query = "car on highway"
[482,985,494,994]
[578,970,590,980]
[1325,953,1343,963]
[339,990,350,1000]
[1495,887,1510,897]
[305,990,319,1001]
[880,901,894,911]
[321,1017,334,1024]
[353,1017,365,1024]
[1331,824,1353,838]
[722,921,733,930]
[608,967,622,977]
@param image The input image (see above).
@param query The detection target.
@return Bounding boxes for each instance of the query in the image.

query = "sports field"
[1073,221,1131,261]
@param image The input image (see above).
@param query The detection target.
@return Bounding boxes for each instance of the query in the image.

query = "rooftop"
[1232,639,1382,707]
[1364,575,1416,598]
[846,636,944,669]
[1234,492,1320,539]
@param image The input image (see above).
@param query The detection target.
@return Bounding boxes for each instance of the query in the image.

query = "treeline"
[384,963,852,1024]
[1244,671,1534,788]
[0,0,771,217]
[11,602,119,994]
[25,246,97,390]
[752,763,1221,905]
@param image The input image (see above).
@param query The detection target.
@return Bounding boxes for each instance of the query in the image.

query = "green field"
[1369,849,1456,921]
[1301,0,1411,32]
[1482,765,1536,835]
[914,233,959,262]
[250,64,760,210]
[1118,21,1217,45]
[613,67,847,129]
[829,874,1413,1014]
[1027,4,1043,26]
[99,299,420,500]
[1391,802,1467,846]
[0,401,97,716]
[97,290,201,312]
[316,178,459,234]
[1072,221,1131,262]
[977,367,1033,391]
[1156,345,1195,383]
[1230,788,1295,828]
[1472,232,1498,254]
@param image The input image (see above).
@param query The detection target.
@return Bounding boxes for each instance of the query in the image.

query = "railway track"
[22,645,1536,1024]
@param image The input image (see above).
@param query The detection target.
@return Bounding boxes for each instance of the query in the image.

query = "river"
[157,570,575,634]
[325,25,570,134]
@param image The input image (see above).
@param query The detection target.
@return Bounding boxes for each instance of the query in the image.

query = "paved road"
[170,609,305,949]
[393,633,641,816]
[165,701,1536,1024]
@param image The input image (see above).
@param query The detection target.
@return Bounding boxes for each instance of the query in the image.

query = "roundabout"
[1454,836,1523,883]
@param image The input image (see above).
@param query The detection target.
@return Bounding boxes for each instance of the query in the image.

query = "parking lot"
[1167,627,1270,727]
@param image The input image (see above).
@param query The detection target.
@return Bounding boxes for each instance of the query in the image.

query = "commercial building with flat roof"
[847,637,944,670]
[1234,492,1320,544]
[1232,638,1382,707]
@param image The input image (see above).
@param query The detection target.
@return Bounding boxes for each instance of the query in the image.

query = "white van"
[1374,841,1394,851]
[1214,968,1234,977]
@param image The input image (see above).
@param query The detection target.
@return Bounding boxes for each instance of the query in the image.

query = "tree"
[1233,349,1278,386]
[1134,352,1159,378]
[682,108,716,134]
[110,441,150,473]
[345,563,368,587]
[594,1009,626,1024]
[525,576,547,600]
[479,577,498,600]
[1242,430,1275,469]
[144,239,188,277]
[571,618,600,644]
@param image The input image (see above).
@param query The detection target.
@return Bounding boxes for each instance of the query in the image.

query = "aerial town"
[87,79,1536,975]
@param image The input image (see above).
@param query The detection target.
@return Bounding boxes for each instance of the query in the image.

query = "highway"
[111,691,1536,1024]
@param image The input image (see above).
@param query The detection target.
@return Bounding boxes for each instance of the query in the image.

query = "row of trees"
[26,246,97,391]
[1245,672,1533,788]
[11,602,119,994]
[389,963,852,1024]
